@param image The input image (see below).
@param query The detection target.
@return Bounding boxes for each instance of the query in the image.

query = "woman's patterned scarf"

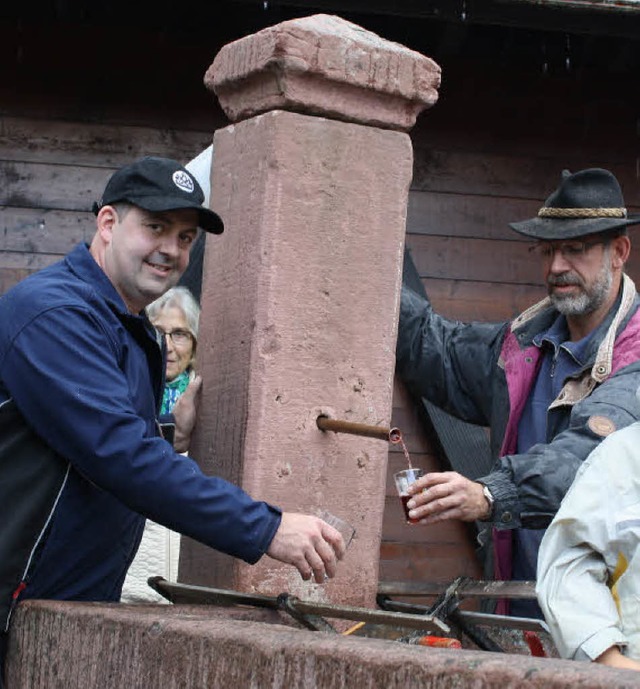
[161,369,191,415]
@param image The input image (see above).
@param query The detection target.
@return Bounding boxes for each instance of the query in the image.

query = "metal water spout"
[316,415,402,443]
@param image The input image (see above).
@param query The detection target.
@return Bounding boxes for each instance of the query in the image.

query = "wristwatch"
[479,483,495,521]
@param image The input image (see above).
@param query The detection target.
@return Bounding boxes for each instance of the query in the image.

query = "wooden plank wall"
[406,61,640,323]
[0,117,216,294]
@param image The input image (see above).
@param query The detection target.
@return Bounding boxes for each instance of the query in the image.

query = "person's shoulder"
[579,422,640,485]
[0,251,105,338]
[597,421,640,453]
[4,259,82,305]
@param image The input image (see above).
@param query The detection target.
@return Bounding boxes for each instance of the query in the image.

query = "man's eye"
[563,244,583,256]
[179,234,195,246]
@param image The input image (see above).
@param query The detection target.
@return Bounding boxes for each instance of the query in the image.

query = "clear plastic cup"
[393,468,424,524]
[317,509,356,549]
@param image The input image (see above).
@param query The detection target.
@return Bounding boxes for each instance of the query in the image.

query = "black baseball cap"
[93,156,224,234]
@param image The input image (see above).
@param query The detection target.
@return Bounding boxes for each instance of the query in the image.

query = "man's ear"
[96,205,119,243]
[611,234,631,269]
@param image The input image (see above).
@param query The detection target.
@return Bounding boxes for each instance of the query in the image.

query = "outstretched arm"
[267,513,346,583]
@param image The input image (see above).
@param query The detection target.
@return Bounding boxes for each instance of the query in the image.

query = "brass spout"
[316,415,402,443]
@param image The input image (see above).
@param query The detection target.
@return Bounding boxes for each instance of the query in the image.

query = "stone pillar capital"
[205,13,441,132]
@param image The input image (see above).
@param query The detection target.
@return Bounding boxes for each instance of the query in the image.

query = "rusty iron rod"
[316,415,401,443]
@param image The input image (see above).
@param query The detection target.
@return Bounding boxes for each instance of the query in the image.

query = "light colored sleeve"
[536,426,638,661]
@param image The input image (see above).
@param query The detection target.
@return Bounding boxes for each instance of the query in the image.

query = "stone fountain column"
[179,14,441,610]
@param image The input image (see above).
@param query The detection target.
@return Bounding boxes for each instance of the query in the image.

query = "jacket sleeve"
[396,284,508,426]
[481,362,640,529]
[1,305,281,565]
[536,427,638,661]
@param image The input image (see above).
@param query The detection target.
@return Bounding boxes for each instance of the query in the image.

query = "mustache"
[547,272,584,288]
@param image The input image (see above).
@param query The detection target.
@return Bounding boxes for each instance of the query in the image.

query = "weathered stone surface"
[7,601,640,689]
[180,109,412,610]
[205,13,441,131]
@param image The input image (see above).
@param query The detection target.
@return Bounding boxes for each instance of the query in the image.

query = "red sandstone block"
[7,601,640,689]
[205,14,441,131]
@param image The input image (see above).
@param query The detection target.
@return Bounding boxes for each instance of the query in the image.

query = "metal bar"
[457,611,550,633]
[149,578,450,634]
[378,596,549,632]
[316,415,401,442]
[378,579,537,600]
[286,597,450,634]
[277,594,338,633]
[148,577,281,608]
[449,610,506,653]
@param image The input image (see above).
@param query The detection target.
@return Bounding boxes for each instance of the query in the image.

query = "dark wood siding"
[406,60,640,324]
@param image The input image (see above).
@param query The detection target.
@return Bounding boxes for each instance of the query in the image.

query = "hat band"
[538,206,627,219]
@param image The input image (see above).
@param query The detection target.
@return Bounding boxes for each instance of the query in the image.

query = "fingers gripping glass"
[317,510,355,549]
[156,327,194,346]
[528,238,609,261]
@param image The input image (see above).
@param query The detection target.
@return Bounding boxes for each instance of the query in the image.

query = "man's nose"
[548,249,571,273]
[158,234,181,256]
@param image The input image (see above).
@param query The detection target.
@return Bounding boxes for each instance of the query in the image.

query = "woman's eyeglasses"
[156,328,194,346]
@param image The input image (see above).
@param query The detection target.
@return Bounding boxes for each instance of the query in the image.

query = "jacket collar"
[511,273,638,383]
[64,243,140,318]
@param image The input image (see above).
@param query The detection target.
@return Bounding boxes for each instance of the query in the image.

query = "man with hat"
[395,167,640,617]
[0,157,345,680]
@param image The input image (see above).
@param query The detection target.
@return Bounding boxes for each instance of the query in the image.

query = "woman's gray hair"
[146,286,201,339]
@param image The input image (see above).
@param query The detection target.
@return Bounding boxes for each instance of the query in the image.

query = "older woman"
[121,286,200,604]
[147,286,201,416]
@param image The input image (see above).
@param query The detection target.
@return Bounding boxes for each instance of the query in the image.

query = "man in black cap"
[396,167,640,617]
[0,157,345,679]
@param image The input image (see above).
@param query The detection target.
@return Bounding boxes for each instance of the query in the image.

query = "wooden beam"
[502,0,640,12]
[225,0,640,39]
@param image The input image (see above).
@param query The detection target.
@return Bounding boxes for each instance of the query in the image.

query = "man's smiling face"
[100,205,198,313]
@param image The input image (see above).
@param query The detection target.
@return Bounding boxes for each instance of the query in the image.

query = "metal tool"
[377,576,551,653]
[148,576,552,655]
[148,577,450,635]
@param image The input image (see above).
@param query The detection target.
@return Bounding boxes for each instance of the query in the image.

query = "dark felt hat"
[93,156,223,234]
[510,168,639,240]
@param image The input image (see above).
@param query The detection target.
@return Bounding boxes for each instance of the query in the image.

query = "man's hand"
[405,471,491,524]
[266,513,346,583]
[596,646,640,671]
[172,375,202,453]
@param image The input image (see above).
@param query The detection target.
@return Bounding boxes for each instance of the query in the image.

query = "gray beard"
[549,260,613,317]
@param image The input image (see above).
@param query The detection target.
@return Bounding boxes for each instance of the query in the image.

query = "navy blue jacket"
[0,243,281,630]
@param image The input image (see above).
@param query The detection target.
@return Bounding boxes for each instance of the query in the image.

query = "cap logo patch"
[587,415,616,438]
[172,170,195,194]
